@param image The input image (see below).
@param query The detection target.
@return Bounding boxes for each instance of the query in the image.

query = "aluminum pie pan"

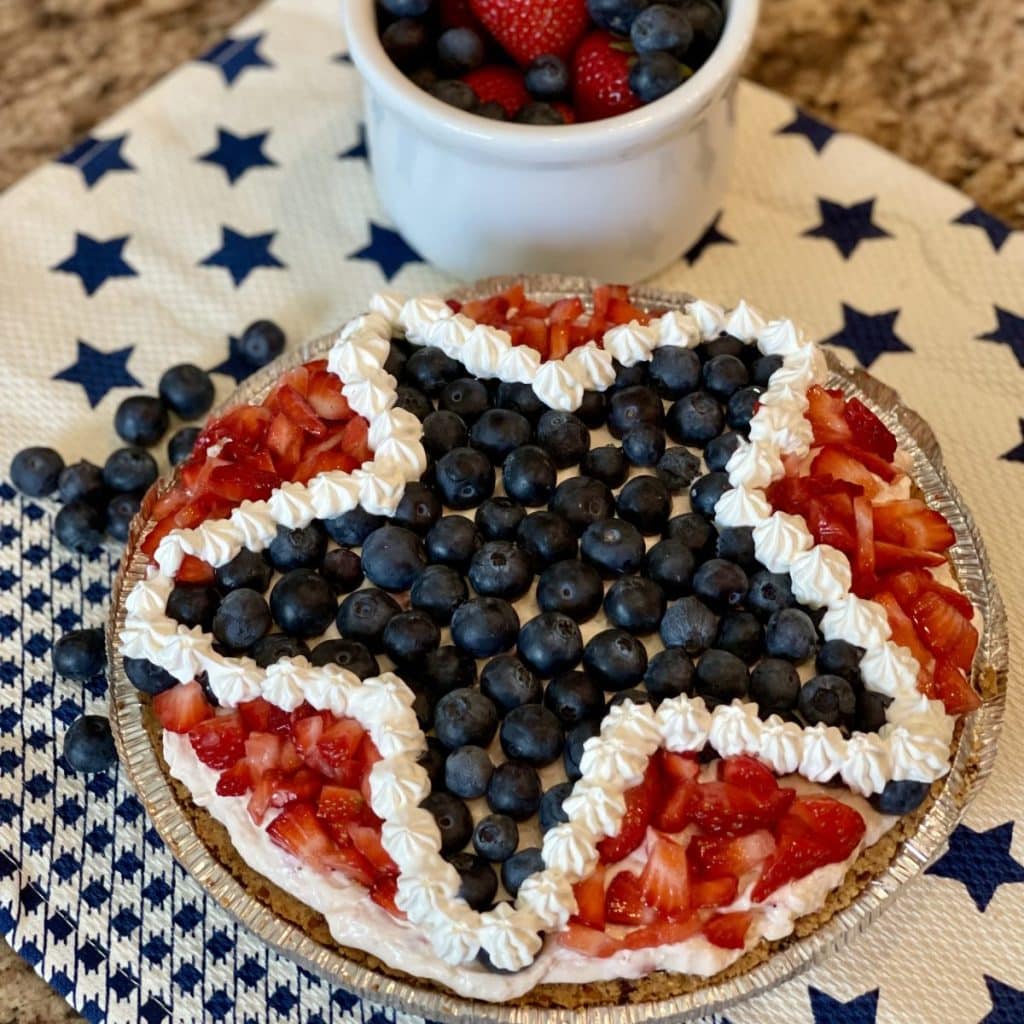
[107,275,1008,1023]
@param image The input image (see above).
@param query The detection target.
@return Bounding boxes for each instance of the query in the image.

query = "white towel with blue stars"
[0,0,1022,1021]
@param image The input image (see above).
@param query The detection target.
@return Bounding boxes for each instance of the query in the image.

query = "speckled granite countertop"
[1,0,1020,1019]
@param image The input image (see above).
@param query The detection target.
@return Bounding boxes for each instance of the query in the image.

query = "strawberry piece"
[277,385,327,437]
[593,285,630,319]
[843,397,897,460]
[873,500,955,552]
[469,0,589,65]
[605,870,657,926]
[811,445,883,499]
[549,297,584,323]
[717,756,778,800]
[907,591,979,671]
[688,830,776,880]
[558,922,623,958]
[307,371,353,421]
[207,463,278,503]
[622,917,702,950]
[689,875,740,908]
[265,801,356,877]
[552,101,577,124]
[572,865,606,929]
[656,749,700,785]
[803,493,856,554]
[293,450,358,484]
[836,443,900,483]
[153,681,214,734]
[329,845,377,887]
[805,385,853,446]
[461,296,508,325]
[874,590,934,681]
[767,473,863,517]
[317,785,367,826]
[216,759,254,797]
[340,416,372,465]
[267,412,304,476]
[548,322,571,361]
[889,568,975,621]
[597,769,655,863]
[572,31,642,122]
[348,824,399,876]
[463,66,530,116]
[245,732,286,779]
[317,718,366,767]
[874,541,946,572]
[359,733,383,767]
[176,555,216,584]
[188,712,246,770]
[269,768,323,808]
[651,778,698,834]
[851,494,877,594]
[238,697,292,736]
[517,317,550,358]
[370,875,404,917]
[691,782,794,837]
[606,298,649,325]
[441,0,481,29]
[640,836,690,918]
[703,911,753,949]
[931,659,982,715]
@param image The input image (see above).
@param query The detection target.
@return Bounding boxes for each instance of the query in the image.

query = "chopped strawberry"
[888,569,975,621]
[294,449,359,485]
[606,298,649,325]
[216,759,254,797]
[572,31,642,122]
[207,463,278,503]
[552,101,577,124]
[369,875,404,917]
[461,295,508,325]
[517,317,550,358]
[805,385,853,446]
[907,591,979,671]
[269,768,323,808]
[440,0,480,29]
[690,782,794,837]
[153,681,214,734]
[329,845,376,887]
[245,732,286,779]
[931,659,982,715]
[317,718,366,767]
[359,733,383,767]
[266,801,337,867]
[572,864,606,929]
[835,443,900,483]
[804,493,856,554]
[267,412,304,475]
[348,824,399,877]
[175,555,216,584]
[340,416,372,465]
[689,875,740,908]
[873,541,946,572]
[306,371,352,421]
[622,917,702,950]
[247,770,281,824]
[767,473,862,517]
[469,0,589,65]
[605,870,657,926]
[188,712,246,770]
[317,785,367,826]
[597,769,655,863]
[463,65,530,116]
[688,830,776,880]
[717,755,778,800]
[558,922,623,958]
[277,386,327,437]
[873,500,955,552]
[592,285,630,319]
[851,494,877,593]
[703,911,753,949]
[640,836,690,918]
[549,297,584,323]
[811,445,883,499]
[843,398,897,460]
[238,698,292,736]
[651,780,697,834]
[656,750,701,786]
[873,590,934,683]
[548,322,571,361]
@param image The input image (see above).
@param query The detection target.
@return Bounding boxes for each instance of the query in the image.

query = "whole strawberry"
[572,30,642,122]
[469,0,590,66]
[463,65,531,116]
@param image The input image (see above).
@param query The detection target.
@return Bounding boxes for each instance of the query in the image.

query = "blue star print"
[52,233,138,296]
[199,33,272,86]
[200,227,285,286]
[953,206,1012,252]
[777,108,836,153]
[349,222,423,280]
[56,134,134,188]
[926,822,1024,911]
[209,336,257,384]
[340,124,368,161]
[822,303,911,368]
[1001,419,1024,463]
[52,341,140,408]
[981,976,1024,1023]
[804,198,891,259]
[199,128,276,184]
[683,212,734,265]
[809,986,879,1024]
[978,306,1024,367]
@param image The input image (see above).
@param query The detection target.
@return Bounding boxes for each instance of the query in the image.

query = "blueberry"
[765,608,818,662]
[103,447,157,494]
[383,609,441,664]
[749,658,800,714]
[310,639,379,679]
[450,597,520,658]
[395,385,434,421]
[421,645,477,694]
[544,671,604,726]
[325,506,384,546]
[274,570,338,639]
[167,426,200,467]
[693,558,749,611]
[425,514,481,571]
[166,583,218,630]
[856,689,891,733]
[497,381,546,422]
[660,595,719,655]
[57,460,104,505]
[362,524,427,591]
[539,782,573,832]
[434,688,499,749]
[380,0,432,14]
[746,570,795,620]
[656,446,701,491]
[564,719,601,781]
[631,3,694,56]
[525,53,570,98]
[644,648,695,700]
[580,445,628,488]
[517,510,578,565]
[106,493,139,542]
[518,612,583,677]
[690,472,731,518]
[384,341,408,380]
[213,589,271,652]
[114,395,168,447]
[437,26,485,75]
[536,560,603,622]
[471,98,509,121]
[403,346,460,395]
[480,655,541,713]
[502,446,557,507]
[385,17,431,69]
[715,611,763,664]
[212,551,266,595]
[550,476,615,534]
[335,587,399,649]
[695,649,749,705]
[798,674,856,727]
[435,447,496,510]
[751,354,784,387]
[650,346,701,398]
[870,779,930,815]
[475,498,526,541]
[122,658,175,698]
[629,50,685,103]
[704,431,742,472]
[473,813,520,862]
[665,511,715,554]
[536,411,589,469]
[608,386,664,439]
[715,526,756,566]
[11,446,64,497]
[611,359,649,391]
[499,704,563,767]
[468,541,533,600]
[422,792,474,856]
[268,522,328,572]
[726,386,763,431]
[450,852,498,911]
[440,377,489,422]
[667,391,725,447]
[501,847,544,897]
[486,761,542,820]
[239,320,286,366]
[388,481,440,536]
[469,409,532,464]
[410,564,468,625]
[587,0,651,35]
[605,576,666,634]
[816,639,865,683]
[63,714,117,774]
[699,335,745,361]
[422,410,468,459]
[616,475,671,534]
[608,688,656,710]
[644,538,695,597]
[320,548,365,594]
[679,0,724,59]
[418,738,447,790]
[516,102,566,125]
[251,634,310,668]
[702,354,749,400]
[158,364,215,419]
[583,628,647,691]
[444,745,493,799]
[581,518,645,576]
[53,627,105,680]
[622,424,666,467]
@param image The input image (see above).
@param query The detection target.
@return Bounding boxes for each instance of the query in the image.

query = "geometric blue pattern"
[348,222,424,281]
[52,341,141,408]
[822,303,912,369]
[926,822,1024,911]
[803,197,891,260]
[56,134,135,188]
[199,128,276,185]
[980,976,1024,1023]
[978,306,1024,368]
[199,226,286,287]
[953,206,1013,253]
[198,34,273,86]
[51,233,138,297]
[776,108,837,153]
[808,986,879,1023]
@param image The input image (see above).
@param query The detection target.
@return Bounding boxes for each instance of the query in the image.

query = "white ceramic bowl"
[343,0,759,283]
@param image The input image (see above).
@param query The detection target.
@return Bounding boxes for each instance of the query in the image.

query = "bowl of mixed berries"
[343,0,758,280]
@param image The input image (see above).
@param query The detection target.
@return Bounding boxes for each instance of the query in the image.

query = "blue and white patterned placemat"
[0,0,1022,1020]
